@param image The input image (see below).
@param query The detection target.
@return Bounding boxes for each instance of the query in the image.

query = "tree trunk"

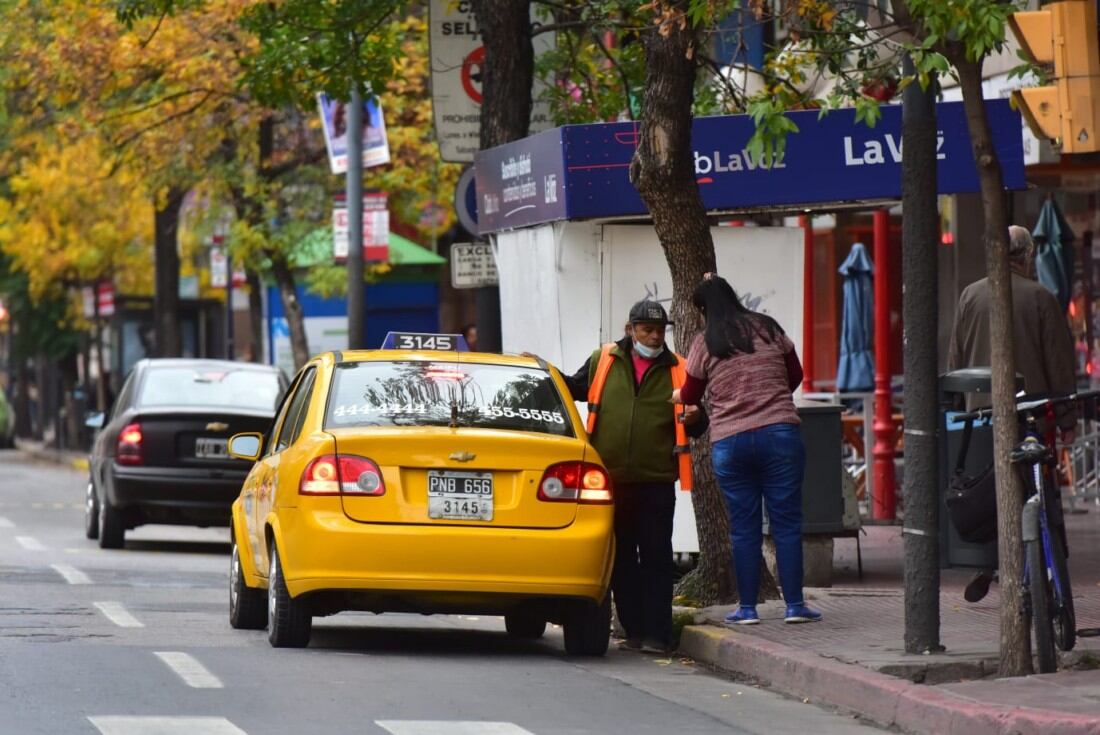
[247,270,265,363]
[901,59,942,654]
[629,10,736,605]
[955,58,1031,677]
[271,256,309,370]
[154,187,186,357]
[471,0,534,353]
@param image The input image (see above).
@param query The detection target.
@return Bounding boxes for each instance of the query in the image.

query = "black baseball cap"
[628,299,673,325]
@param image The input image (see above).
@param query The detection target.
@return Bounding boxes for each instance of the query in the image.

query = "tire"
[563,595,611,656]
[97,494,125,550]
[84,481,99,540]
[505,613,547,639]
[267,544,311,648]
[1048,524,1076,652]
[1028,539,1057,673]
[229,538,267,630]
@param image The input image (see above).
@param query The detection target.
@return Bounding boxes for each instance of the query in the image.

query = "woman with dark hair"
[672,273,821,625]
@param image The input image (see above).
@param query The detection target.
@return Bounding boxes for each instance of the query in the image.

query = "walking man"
[559,300,706,654]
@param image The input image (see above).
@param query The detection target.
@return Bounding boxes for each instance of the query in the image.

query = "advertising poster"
[317,93,391,175]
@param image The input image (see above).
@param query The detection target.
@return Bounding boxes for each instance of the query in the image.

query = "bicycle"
[950,393,1086,673]
[1009,396,1077,674]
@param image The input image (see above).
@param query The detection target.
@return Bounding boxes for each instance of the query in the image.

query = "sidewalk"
[14,437,89,472]
[679,511,1100,734]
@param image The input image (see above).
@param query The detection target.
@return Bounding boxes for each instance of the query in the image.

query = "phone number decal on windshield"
[329,403,565,425]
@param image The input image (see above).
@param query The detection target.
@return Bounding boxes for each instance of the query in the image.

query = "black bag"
[945,419,998,544]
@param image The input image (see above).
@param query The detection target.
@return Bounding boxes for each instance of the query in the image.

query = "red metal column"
[800,214,815,392]
[872,208,897,519]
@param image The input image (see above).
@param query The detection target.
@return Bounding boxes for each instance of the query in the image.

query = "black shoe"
[617,637,643,651]
[964,570,994,603]
[640,638,671,655]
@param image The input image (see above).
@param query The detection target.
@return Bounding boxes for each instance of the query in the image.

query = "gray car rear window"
[138,367,282,412]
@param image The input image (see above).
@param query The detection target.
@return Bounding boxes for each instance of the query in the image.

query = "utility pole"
[346,85,365,350]
[901,58,942,654]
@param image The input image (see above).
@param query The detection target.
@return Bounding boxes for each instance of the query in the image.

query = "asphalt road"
[0,450,885,735]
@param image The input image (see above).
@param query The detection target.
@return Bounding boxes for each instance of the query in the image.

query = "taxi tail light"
[116,422,144,466]
[537,462,612,504]
[299,454,385,496]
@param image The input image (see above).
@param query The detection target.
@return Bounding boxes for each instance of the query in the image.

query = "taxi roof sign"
[381,332,469,351]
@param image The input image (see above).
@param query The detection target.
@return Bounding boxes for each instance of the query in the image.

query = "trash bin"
[938,368,1022,569]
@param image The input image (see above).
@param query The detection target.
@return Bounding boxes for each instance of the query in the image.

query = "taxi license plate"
[427,471,493,521]
[195,437,229,459]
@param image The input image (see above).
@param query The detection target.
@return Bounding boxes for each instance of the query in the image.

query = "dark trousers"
[612,481,676,645]
[711,423,806,607]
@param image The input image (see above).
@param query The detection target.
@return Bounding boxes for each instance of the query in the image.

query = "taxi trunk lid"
[331,427,586,529]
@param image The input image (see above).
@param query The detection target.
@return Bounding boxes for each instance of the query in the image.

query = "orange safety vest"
[585,344,694,491]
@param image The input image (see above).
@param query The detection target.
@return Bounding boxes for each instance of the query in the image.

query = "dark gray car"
[85,359,287,548]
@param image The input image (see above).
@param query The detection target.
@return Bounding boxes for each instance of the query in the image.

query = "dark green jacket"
[564,337,706,484]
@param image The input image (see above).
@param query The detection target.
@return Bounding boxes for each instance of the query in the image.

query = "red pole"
[872,208,897,520]
[800,215,815,392]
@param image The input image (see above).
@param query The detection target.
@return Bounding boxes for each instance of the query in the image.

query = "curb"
[679,625,1100,735]
[14,438,88,473]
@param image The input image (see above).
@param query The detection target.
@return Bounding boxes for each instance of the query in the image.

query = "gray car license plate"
[195,437,229,459]
[427,471,493,521]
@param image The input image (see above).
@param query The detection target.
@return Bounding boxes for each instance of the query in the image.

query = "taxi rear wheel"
[267,544,311,648]
[563,595,611,656]
[229,539,267,630]
[504,613,547,639]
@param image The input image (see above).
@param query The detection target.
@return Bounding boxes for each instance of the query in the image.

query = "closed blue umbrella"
[836,242,875,392]
[1032,198,1075,313]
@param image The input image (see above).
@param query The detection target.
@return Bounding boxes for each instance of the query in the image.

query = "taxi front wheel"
[563,595,611,656]
[267,544,312,648]
[229,539,267,630]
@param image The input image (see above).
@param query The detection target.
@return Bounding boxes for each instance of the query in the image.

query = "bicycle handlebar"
[954,390,1100,425]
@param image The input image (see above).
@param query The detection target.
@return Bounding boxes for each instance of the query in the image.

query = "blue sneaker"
[784,603,822,624]
[725,606,760,625]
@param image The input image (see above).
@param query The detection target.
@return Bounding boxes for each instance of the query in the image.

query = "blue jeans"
[712,423,806,607]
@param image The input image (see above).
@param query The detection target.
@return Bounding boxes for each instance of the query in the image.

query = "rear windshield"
[138,367,282,412]
[325,360,574,437]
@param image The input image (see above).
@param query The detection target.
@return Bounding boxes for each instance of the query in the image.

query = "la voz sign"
[475,100,1026,234]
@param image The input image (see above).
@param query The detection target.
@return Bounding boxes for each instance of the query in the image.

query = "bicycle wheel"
[1028,539,1057,673]
[1048,523,1076,652]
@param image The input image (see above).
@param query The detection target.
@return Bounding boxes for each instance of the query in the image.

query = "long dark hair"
[692,275,783,358]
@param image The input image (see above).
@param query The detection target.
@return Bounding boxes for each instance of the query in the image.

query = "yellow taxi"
[226,333,615,655]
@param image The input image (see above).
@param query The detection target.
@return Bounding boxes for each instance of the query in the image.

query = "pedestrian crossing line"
[51,563,92,585]
[154,651,223,689]
[376,723,536,735]
[0,516,13,528]
[88,716,247,734]
[16,536,45,551]
[94,601,144,628]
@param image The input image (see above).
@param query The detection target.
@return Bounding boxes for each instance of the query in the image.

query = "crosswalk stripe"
[0,516,13,528]
[51,563,92,585]
[88,716,247,734]
[16,536,46,551]
[376,723,536,735]
[154,652,223,689]
[94,601,144,628]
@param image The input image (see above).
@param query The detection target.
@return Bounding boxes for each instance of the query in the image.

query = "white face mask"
[633,340,664,359]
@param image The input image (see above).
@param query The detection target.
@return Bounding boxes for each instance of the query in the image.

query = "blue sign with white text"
[474,100,1026,234]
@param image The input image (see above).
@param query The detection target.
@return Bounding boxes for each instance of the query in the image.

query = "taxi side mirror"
[228,432,262,461]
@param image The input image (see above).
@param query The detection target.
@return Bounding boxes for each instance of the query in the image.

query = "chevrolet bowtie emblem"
[206,422,229,432]
[449,451,476,462]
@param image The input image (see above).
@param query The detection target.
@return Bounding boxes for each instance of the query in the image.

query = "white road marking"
[88,716,247,734]
[154,651,223,689]
[16,536,45,551]
[94,601,144,628]
[0,516,13,528]
[51,563,92,585]
[377,723,536,735]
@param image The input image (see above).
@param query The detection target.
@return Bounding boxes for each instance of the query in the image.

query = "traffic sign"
[451,242,498,289]
[454,166,478,235]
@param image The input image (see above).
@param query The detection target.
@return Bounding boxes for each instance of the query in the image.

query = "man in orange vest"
[560,299,706,654]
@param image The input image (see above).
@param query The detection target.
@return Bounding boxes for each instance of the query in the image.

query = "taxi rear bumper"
[272,504,614,610]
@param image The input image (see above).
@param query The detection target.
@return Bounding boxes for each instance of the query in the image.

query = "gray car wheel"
[84,482,99,540]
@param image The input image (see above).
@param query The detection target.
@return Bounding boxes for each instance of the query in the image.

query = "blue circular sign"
[454,166,478,236]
